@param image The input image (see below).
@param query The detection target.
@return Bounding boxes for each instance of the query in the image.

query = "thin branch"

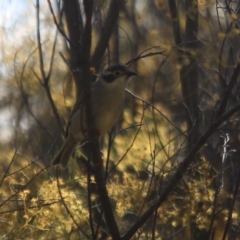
[0,167,47,208]
[216,55,240,119]
[91,0,124,69]
[0,200,63,214]
[217,22,233,88]
[47,0,76,49]
[137,130,158,218]
[46,25,58,81]
[14,51,54,139]
[107,103,145,176]
[105,131,113,178]
[222,169,240,240]
[56,167,89,238]
[126,48,166,66]
[36,0,65,135]
[0,150,17,187]
[122,103,240,240]
[126,89,185,136]
[165,203,213,239]
[32,69,65,136]
[207,133,229,237]
[5,158,39,177]
[44,83,65,136]
[151,55,172,159]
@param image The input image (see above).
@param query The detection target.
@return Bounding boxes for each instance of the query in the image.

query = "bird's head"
[100,64,139,84]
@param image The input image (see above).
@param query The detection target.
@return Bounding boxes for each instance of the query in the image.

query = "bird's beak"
[127,70,140,77]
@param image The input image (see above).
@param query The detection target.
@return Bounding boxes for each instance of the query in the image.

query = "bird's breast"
[93,93,123,136]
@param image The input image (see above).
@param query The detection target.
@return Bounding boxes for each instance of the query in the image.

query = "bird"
[51,63,139,168]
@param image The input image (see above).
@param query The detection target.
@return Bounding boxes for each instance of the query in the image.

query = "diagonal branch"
[122,103,240,240]
[47,0,75,49]
[56,168,89,238]
[36,0,65,135]
[216,56,240,119]
[91,0,124,69]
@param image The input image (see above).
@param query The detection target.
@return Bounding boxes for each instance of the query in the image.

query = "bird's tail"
[51,137,76,168]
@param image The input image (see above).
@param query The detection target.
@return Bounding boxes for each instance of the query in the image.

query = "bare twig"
[126,89,184,136]
[56,167,89,238]
[217,22,233,88]
[222,169,240,239]
[0,150,17,187]
[207,133,229,237]
[0,167,47,208]
[151,55,171,159]
[122,103,240,240]
[47,0,75,49]
[91,0,125,69]
[126,48,167,66]
[4,157,39,177]
[108,103,146,175]
[105,131,113,178]
[14,51,54,138]
[0,199,63,214]
[36,0,65,135]
[216,55,240,119]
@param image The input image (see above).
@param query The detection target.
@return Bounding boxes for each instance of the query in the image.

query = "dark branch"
[91,0,124,70]
[122,103,240,239]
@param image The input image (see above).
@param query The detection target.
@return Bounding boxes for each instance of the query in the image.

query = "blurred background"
[1,0,240,239]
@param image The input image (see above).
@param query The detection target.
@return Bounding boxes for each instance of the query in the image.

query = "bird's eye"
[114,70,121,76]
